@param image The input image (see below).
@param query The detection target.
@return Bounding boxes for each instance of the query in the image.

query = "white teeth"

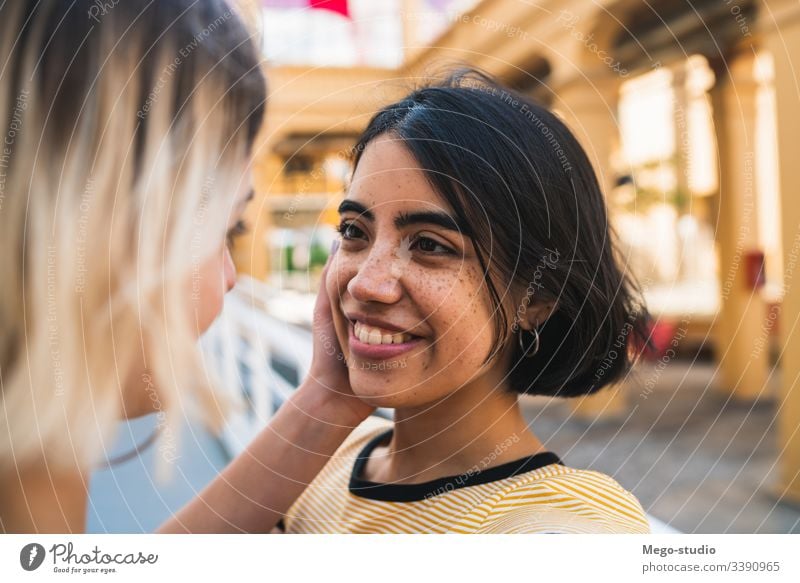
[354,321,412,345]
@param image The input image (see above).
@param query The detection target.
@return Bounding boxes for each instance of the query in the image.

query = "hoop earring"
[518,327,540,358]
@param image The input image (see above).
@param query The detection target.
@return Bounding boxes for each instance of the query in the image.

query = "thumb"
[313,239,340,326]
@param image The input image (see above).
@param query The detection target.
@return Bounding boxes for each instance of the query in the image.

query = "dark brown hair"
[352,70,651,398]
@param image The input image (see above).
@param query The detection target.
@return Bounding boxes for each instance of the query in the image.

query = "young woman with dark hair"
[281,70,652,534]
[0,0,372,534]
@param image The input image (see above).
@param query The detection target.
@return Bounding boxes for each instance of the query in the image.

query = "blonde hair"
[0,0,266,471]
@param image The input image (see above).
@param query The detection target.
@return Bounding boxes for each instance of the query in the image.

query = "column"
[400,0,423,63]
[708,52,770,402]
[233,151,280,281]
[552,72,622,198]
[762,0,800,505]
[671,60,693,212]
[555,72,628,420]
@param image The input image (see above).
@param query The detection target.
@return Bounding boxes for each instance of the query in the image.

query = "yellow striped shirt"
[284,418,651,534]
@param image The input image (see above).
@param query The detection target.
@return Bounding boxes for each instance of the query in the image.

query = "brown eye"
[336,220,364,240]
[226,219,248,249]
[411,235,454,255]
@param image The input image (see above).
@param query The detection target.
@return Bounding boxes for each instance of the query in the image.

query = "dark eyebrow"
[395,210,465,235]
[338,199,373,221]
[337,199,469,236]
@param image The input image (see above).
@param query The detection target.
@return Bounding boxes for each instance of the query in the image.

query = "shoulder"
[476,465,651,534]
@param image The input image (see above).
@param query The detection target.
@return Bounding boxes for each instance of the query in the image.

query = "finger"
[313,240,339,325]
[317,239,340,309]
[313,278,331,323]
[322,239,339,272]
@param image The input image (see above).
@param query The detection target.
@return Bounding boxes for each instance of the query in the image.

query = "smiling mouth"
[351,320,420,345]
[347,320,424,361]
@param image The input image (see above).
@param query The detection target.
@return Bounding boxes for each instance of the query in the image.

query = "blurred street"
[523,360,800,534]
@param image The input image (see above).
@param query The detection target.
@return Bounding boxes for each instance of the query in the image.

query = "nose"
[223,246,237,293]
[346,240,404,304]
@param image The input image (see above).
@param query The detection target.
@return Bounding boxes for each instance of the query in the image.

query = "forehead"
[349,135,451,212]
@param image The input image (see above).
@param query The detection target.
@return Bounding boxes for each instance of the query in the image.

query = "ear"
[518,300,557,331]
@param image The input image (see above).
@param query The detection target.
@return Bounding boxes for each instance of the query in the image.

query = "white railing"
[200,279,312,456]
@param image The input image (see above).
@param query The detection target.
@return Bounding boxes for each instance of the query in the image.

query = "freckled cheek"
[411,275,474,337]
[435,304,497,376]
[326,256,356,304]
[435,278,495,351]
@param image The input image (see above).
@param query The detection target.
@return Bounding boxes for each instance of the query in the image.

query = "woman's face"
[123,175,251,420]
[192,247,237,334]
[191,180,253,335]
[327,135,512,409]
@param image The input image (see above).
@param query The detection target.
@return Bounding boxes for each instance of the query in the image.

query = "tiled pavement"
[520,360,800,533]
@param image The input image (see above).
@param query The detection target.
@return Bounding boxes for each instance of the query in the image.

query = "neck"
[0,461,89,533]
[368,380,544,485]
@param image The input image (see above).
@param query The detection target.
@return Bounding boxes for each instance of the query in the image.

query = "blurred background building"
[90,0,800,534]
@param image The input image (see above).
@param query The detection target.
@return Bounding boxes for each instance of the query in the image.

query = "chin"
[348,375,405,408]
[349,374,436,409]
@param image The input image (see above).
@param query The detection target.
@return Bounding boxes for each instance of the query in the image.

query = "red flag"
[263,0,349,18]
[310,0,349,18]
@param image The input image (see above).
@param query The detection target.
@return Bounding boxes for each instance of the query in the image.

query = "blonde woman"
[0,0,370,533]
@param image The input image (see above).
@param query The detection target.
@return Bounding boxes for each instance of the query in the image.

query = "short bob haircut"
[351,69,650,398]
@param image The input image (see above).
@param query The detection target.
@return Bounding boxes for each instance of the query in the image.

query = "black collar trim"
[348,429,564,503]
